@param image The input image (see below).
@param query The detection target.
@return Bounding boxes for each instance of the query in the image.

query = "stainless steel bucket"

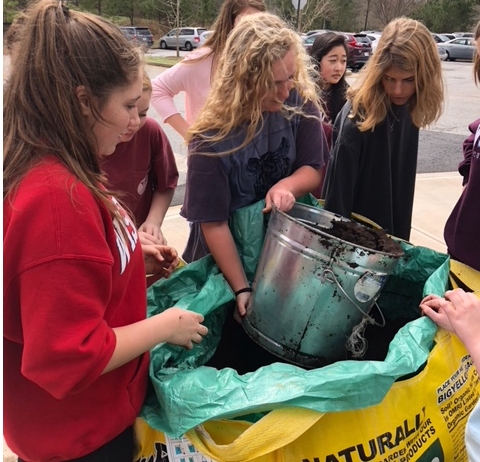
[242,203,403,368]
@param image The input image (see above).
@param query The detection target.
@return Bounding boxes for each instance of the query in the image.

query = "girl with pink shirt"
[151,0,266,139]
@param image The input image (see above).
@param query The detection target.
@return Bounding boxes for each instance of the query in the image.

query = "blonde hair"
[187,12,320,153]
[474,20,480,85]
[142,71,152,92]
[348,17,444,131]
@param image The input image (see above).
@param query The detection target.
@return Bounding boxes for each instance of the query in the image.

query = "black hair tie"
[234,287,252,297]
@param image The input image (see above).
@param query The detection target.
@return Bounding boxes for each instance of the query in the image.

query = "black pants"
[18,425,133,462]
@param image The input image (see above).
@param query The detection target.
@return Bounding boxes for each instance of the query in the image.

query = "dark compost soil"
[324,220,403,255]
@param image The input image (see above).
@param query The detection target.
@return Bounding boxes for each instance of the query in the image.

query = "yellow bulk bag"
[135,327,479,462]
[186,329,479,462]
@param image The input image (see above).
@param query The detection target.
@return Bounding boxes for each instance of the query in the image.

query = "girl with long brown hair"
[322,17,444,240]
[3,2,206,460]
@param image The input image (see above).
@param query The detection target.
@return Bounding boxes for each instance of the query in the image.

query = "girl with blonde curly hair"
[181,12,330,319]
[323,17,444,240]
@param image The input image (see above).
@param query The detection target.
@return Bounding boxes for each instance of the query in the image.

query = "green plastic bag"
[141,198,450,438]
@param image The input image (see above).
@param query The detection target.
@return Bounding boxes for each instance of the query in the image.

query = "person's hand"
[263,184,296,214]
[233,292,251,324]
[419,294,442,305]
[420,289,480,346]
[161,307,208,350]
[138,223,167,245]
[143,244,179,278]
[138,231,163,246]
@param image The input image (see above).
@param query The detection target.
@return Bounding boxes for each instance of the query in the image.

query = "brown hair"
[204,0,266,55]
[348,17,444,131]
[186,0,266,67]
[4,0,141,219]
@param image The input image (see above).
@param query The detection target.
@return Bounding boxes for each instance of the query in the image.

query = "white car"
[441,38,476,61]
[437,44,448,61]
[159,27,207,51]
[199,30,214,47]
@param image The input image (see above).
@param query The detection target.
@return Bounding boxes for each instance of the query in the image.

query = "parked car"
[199,30,214,47]
[302,32,323,54]
[304,29,331,37]
[441,38,476,61]
[439,33,456,41]
[159,27,207,51]
[360,31,382,52]
[437,44,448,61]
[431,33,452,43]
[452,32,474,38]
[341,33,372,70]
[120,27,154,49]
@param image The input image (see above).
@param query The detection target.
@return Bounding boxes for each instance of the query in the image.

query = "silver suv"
[159,27,207,51]
[120,27,154,49]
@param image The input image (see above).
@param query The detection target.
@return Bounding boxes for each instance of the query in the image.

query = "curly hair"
[187,12,321,153]
[474,20,480,85]
[348,17,444,131]
[4,0,142,219]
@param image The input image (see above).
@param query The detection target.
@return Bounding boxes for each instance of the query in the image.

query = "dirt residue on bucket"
[325,220,403,255]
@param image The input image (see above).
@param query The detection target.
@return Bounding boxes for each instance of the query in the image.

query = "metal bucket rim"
[272,204,404,259]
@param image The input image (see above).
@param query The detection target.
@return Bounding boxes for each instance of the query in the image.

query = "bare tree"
[371,0,420,26]
[300,0,336,32]
[153,0,198,30]
[269,0,335,32]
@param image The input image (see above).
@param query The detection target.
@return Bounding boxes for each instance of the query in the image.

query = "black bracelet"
[235,287,252,297]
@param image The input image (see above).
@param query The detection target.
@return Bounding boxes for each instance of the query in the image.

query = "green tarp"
[141,198,450,438]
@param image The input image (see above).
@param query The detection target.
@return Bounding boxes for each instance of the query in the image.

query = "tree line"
[4,0,480,37]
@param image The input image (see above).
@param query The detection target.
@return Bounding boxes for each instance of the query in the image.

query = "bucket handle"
[321,268,386,327]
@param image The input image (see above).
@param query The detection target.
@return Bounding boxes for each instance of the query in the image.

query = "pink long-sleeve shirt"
[151,47,214,125]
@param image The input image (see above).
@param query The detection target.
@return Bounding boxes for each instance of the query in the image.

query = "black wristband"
[234,287,252,297]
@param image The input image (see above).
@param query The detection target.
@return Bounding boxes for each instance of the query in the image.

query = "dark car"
[120,27,154,49]
[341,33,372,70]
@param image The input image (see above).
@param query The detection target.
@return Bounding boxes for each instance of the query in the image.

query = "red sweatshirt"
[3,158,149,462]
